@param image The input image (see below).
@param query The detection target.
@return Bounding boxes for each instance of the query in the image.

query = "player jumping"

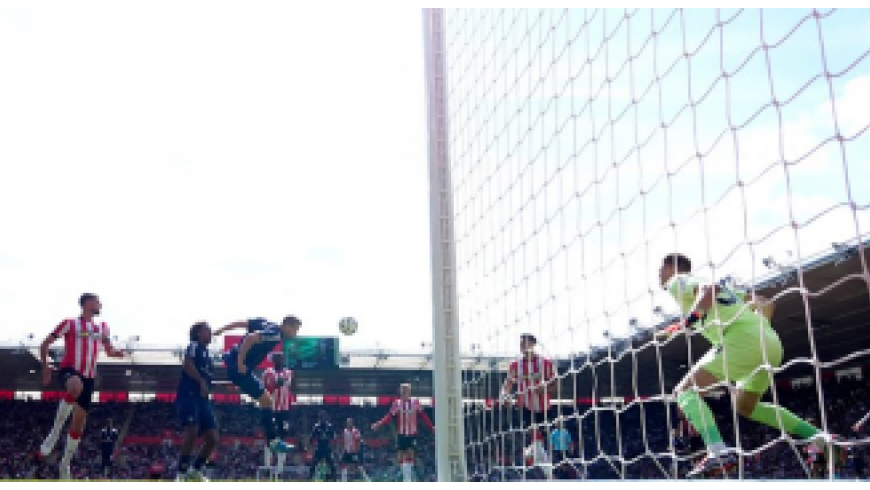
[262,352,294,479]
[222,316,300,455]
[37,293,126,480]
[371,383,434,482]
[657,254,831,478]
[340,417,370,482]
[175,321,218,482]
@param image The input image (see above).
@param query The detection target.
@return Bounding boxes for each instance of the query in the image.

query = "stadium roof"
[1,239,867,399]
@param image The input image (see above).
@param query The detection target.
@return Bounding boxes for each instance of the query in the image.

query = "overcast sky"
[0,3,433,352]
[1,7,868,362]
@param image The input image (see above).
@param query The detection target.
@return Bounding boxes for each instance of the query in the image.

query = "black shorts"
[397,435,417,451]
[518,408,547,430]
[58,368,95,412]
[274,410,290,438]
[342,453,361,465]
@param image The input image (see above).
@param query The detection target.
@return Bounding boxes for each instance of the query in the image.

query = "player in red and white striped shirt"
[501,333,555,474]
[37,294,125,479]
[262,353,294,477]
[340,418,369,482]
[371,383,434,482]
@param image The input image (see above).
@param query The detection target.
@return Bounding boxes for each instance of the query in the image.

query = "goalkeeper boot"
[687,452,736,479]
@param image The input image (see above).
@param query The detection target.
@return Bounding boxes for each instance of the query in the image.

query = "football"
[339,317,358,336]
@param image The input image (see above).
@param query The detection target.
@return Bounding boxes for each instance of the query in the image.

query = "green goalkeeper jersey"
[665,273,772,346]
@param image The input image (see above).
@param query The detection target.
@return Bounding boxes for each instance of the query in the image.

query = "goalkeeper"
[657,253,829,477]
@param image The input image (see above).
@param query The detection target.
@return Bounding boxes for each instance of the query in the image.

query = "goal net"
[424,8,870,481]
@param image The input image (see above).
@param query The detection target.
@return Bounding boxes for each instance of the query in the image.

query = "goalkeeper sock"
[747,402,819,439]
[677,391,725,452]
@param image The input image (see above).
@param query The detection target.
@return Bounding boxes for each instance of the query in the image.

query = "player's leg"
[357,459,370,482]
[674,350,728,458]
[733,334,820,440]
[58,406,87,479]
[229,367,289,453]
[40,370,81,457]
[273,411,289,478]
[176,394,199,480]
[325,452,339,481]
[59,377,93,479]
[185,398,217,482]
[308,451,324,480]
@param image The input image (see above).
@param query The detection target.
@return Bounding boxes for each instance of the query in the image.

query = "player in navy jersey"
[175,322,218,482]
[221,315,301,454]
[309,410,338,481]
[99,419,118,478]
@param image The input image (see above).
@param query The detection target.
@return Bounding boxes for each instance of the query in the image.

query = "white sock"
[709,442,727,457]
[60,433,81,468]
[341,468,348,482]
[276,452,286,473]
[41,401,73,455]
[533,441,550,464]
[359,466,370,482]
[401,462,414,482]
[264,447,272,467]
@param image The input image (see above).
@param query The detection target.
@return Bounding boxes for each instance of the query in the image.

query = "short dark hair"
[189,322,209,342]
[282,316,301,327]
[662,253,692,273]
[79,293,98,308]
[520,333,537,344]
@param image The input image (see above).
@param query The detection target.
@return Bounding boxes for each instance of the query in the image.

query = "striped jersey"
[51,317,112,379]
[343,427,362,454]
[375,398,434,436]
[507,354,554,413]
[263,367,293,411]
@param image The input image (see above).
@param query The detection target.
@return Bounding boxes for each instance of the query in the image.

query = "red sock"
[64,394,76,404]
[69,431,82,440]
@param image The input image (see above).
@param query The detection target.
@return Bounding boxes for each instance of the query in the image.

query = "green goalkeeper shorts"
[697,320,783,394]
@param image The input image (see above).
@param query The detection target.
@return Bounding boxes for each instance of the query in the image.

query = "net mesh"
[435,8,870,480]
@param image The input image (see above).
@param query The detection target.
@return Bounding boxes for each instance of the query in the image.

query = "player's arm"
[500,365,517,402]
[747,294,776,321]
[419,407,435,432]
[102,337,126,358]
[657,283,706,339]
[183,344,209,396]
[235,333,260,373]
[213,321,249,337]
[40,321,68,385]
[544,359,557,398]
[371,405,397,430]
[854,409,870,433]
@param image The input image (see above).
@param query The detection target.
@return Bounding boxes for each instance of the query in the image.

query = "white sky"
[0,3,433,352]
[1,7,869,363]
[443,9,870,358]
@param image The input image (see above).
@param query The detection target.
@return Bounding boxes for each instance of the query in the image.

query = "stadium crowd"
[467,374,868,480]
[0,399,435,481]
[1,375,866,481]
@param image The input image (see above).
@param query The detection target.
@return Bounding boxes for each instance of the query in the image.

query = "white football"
[339,317,358,336]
